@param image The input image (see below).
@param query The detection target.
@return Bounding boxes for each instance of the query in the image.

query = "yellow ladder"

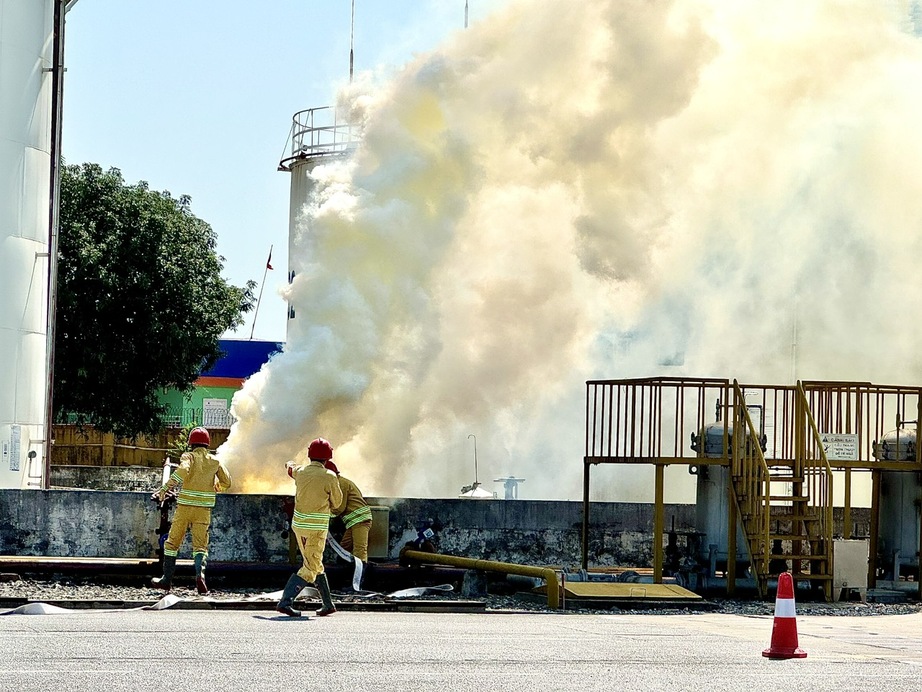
[729,381,834,599]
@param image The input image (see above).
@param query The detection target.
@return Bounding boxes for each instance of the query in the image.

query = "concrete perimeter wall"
[0,489,700,566]
[0,490,869,567]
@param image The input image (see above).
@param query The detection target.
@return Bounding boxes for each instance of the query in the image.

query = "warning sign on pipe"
[820,433,858,460]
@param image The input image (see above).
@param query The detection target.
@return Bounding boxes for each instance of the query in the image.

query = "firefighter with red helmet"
[277,437,343,617]
[151,426,231,595]
[325,460,373,563]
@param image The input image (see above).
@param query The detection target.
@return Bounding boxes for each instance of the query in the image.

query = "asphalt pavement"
[0,606,920,691]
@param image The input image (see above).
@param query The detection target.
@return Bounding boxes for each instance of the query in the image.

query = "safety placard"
[9,425,20,471]
[202,398,230,427]
[820,433,858,460]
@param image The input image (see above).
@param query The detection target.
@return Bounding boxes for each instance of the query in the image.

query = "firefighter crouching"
[152,426,232,595]
[325,460,372,563]
[277,437,343,617]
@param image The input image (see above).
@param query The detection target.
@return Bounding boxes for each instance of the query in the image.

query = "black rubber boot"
[194,552,209,595]
[151,555,177,591]
[315,573,337,617]
[276,574,309,617]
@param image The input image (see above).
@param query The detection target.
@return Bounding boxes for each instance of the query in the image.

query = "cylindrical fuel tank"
[691,421,767,458]
[877,470,921,579]
[694,464,748,571]
[872,427,917,461]
[0,0,53,488]
[691,422,732,458]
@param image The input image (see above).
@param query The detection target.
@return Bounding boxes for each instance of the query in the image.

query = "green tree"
[55,163,256,437]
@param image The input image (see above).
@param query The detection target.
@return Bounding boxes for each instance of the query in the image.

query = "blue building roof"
[202,339,283,379]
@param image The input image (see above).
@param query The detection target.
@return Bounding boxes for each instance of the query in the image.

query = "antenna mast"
[349,0,355,82]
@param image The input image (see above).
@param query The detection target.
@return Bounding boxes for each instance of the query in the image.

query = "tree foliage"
[55,163,256,437]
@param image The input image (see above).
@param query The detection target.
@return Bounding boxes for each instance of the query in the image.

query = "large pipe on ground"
[400,548,561,609]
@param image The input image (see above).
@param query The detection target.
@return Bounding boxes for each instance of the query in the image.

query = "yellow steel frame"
[581,376,922,601]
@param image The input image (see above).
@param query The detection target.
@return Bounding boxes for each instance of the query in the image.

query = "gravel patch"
[0,575,920,616]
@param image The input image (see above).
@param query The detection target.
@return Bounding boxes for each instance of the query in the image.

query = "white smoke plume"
[221,0,922,500]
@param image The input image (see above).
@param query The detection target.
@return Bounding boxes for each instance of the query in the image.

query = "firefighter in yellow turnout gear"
[325,460,372,562]
[151,427,231,595]
[277,437,343,617]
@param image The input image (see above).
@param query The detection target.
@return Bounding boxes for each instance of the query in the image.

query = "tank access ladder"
[729,380,834,599]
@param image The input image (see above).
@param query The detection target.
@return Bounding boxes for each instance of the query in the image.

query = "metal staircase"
[729,380,833,599]
[583,376,922,602]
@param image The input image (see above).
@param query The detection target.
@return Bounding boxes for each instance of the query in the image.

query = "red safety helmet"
[188,427,211,446]
[324,460,339,475]
[308,437,333,460]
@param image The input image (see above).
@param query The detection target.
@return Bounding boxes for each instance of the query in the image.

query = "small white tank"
[871,427,920,579]
[872,427,916,461]
[693,463,749,572]
[877,470,921,579]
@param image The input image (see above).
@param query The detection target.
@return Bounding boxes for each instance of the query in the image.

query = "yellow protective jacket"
[291,460,343,531]
[162,447,232,508]
[333,475,372,528]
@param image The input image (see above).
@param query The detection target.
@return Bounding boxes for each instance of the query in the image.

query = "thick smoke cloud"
[221,0,922,501]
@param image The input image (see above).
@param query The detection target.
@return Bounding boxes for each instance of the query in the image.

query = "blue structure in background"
[203,339,284,380]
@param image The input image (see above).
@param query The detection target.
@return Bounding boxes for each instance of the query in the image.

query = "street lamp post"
[468,433,478,485]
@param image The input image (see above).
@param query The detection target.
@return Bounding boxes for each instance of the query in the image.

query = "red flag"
[266,248,273,271]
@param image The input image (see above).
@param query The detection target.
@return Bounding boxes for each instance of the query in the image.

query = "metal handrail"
[797,381,834,575]
[731,380,773,596]
[584,377,731,463]
[278,106,361,171]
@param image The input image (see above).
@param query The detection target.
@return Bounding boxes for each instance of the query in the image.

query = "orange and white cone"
[762,571,807,659]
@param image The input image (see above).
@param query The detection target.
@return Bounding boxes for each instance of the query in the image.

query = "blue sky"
[62,0,500,342]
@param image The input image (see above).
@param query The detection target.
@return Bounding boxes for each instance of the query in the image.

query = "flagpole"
[249,245,273,340]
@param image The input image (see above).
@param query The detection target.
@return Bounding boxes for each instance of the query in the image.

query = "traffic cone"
[762,571,807,659]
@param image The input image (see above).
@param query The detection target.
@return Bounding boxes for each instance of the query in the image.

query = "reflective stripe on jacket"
[293,510,331,531]
[163,447,232,508]
[342,505,372,528]
[333,475,372,528]
[291,460,343,531]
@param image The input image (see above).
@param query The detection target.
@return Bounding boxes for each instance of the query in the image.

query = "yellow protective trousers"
[164,503,211,559]
[340,520,372,562]
[293,527,327,583]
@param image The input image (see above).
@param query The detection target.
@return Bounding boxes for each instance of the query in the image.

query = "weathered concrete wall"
[0,490,871,567]
[0,490,293,563]
[379,498,697,567]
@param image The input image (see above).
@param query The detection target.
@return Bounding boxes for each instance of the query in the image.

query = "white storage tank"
[0,0,53,488]
[278,106,360,336]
